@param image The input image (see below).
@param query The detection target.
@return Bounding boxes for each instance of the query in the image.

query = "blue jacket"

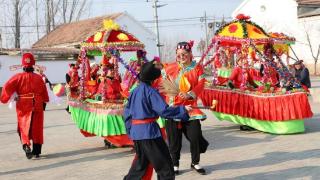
[124,82,189,140]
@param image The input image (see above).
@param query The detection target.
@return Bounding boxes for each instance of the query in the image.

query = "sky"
[0,0,243,49]
[89,0,243,42]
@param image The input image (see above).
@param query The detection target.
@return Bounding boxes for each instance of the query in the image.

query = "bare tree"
[10,0,28,48]
[305,31,320,75]
[303,22,320,75]
[61,0,88,24]
[46,0,51,33]
[45,0,61,34]
[44,0,88,34]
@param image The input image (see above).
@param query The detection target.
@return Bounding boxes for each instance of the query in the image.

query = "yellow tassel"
[103,19,120,31]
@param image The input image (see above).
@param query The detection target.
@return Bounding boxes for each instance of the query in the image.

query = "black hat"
[139,61,161,83]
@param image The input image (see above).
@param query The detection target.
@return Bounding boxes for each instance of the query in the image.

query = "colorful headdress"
[176,41,194,52]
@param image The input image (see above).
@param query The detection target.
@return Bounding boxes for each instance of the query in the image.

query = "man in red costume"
[163,41,209,175]
[1,53,49,159]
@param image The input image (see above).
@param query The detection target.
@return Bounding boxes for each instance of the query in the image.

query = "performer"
[124,61,190,180]
[163,41,209,175]
[261,44,280,88]
[65,63,79,113]
[90,62,100,81]
[228,58,258,90]
[293,60,311,89]
[97,60,122,101]
[38,69,60,109]
[0,53,49,159]
[65,63,80,98]
[122,50,147,96]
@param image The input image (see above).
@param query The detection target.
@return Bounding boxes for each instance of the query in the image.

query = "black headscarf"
[138,60,161,84]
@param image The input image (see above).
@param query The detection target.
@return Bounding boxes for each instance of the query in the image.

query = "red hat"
[22,53,35,67]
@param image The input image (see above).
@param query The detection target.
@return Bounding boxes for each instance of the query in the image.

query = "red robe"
[1,72,49,145]
[97,77,122,100]
[163,61,206,120]
[229,67,255,89]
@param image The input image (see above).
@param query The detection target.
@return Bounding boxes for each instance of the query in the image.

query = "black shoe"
[104,140,116,149]
[174,166,179,175]
[32,152,40,158]
[240,125,255,131]
[23,145,33,159]
[65,107,71,114]
[191,164,206,175]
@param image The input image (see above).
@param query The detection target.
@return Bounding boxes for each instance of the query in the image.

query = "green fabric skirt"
[213,111,305,134]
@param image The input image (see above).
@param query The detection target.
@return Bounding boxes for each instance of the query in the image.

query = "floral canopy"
[81,20,145,56]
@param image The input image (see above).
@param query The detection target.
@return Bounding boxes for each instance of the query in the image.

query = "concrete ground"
[0,78,320,180]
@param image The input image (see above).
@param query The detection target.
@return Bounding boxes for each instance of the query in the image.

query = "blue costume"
[124,82,189,140]
[123,61,189,180]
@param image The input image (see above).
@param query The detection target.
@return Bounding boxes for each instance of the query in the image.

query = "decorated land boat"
[199,14,313,134]
[67,20,146,147]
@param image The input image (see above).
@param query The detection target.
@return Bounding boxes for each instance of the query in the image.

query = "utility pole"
[204,11,209,52]
[147,0,167,59]
[0,30,2,50]
[200,11,209,59]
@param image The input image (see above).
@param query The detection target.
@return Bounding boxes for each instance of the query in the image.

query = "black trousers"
[165,120,209,166]
[32,144,42,155]
[124,138,175,180]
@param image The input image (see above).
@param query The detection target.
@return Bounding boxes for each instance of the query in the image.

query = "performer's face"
[107,68,115,77]
[176,49,192,65]
[153,61,163,69]
[294,64,302,70]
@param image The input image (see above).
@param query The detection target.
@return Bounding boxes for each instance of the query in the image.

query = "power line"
[146,22,203,28]
[141,16,232,23]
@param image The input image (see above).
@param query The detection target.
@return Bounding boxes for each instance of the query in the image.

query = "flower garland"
[79,49,87,99]
[249,42,296,87]
[198,39,216,66]
[109,49,139,79]
[69,97,125,110]
[205,84,307,97]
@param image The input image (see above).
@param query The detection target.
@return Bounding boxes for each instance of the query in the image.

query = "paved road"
[1,80,320,180]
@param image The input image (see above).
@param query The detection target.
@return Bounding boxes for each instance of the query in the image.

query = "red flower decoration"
[188,40,194,48]
[236,14,251,20]
[228,24,238,33]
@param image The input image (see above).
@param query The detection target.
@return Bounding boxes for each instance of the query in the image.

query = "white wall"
[0,55,75,87]
[0,56,20,87]
[296,16,320,64]
[232,0,298,35]
[116,13,157,60]
[231,0,320,65]
[36,60,76,84]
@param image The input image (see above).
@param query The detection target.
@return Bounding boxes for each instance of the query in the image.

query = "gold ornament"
[94,32,103,42]
[117,33,129,41]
